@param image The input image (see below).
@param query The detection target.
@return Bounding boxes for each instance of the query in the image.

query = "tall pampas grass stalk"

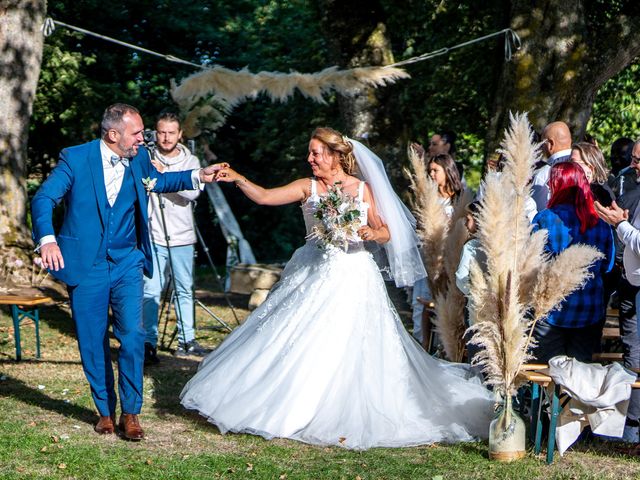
[406,147,471,361]
[467,112,603,397]
[405,146,449,298]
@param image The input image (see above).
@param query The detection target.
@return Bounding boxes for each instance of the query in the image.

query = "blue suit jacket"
[31,139,197,286]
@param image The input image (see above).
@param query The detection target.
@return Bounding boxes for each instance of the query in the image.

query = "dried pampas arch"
[170,65,410,137]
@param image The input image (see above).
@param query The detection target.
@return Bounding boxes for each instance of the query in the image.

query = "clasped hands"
[199,163,231,183]
[200,163,245,183]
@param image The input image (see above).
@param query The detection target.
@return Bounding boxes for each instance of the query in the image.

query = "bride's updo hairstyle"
[311,127,357,175]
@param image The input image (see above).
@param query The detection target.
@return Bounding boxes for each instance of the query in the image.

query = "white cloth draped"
[547,356,637,455]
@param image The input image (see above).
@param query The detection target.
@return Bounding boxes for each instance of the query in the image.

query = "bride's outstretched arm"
[357,183,390,243]
[214,166,309,206]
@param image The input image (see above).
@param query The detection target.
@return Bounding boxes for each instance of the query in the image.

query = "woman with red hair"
[531,161,614,363]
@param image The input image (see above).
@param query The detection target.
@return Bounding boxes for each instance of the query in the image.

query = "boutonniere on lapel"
[142,177,157,195]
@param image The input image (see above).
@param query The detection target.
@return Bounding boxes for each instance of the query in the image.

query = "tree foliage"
[26,0,640,263]
[589,60,640,152]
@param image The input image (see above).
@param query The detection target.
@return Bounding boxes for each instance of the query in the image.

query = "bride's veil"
[348,138,426,287]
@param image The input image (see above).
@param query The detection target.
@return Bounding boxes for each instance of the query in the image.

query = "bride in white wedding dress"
[180,127,494,449]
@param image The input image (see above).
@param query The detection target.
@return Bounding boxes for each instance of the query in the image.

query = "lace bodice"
[301,179,370,240]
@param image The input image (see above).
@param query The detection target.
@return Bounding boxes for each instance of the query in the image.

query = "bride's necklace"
[318,172,348,190]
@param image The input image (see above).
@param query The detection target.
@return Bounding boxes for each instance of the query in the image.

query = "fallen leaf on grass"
[51,435,59,443]
[28,421,36,427]
[246,463,254,472]
[58,463,66,470]
[279,475,287,480]
[145,459,153,465]
[182,454,190,460]
[40,447,47,452]
[226,467,236,473]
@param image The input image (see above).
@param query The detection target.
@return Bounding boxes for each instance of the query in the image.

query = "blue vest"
[97,167,138,263]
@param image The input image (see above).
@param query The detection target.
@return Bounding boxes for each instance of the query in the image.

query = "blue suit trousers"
[68,250,145,416]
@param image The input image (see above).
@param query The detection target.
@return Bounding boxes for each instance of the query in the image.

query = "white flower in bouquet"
[307,182,363,252]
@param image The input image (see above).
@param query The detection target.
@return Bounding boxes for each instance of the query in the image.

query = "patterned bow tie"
[110,155,130,167]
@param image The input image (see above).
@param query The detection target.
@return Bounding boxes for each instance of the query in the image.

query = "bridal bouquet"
[308,182,362,251]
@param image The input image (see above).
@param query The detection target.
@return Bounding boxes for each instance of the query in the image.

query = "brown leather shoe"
[94,415,115,435]
[118,413,144,440]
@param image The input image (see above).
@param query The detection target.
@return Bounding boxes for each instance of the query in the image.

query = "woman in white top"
[428,153,463,216]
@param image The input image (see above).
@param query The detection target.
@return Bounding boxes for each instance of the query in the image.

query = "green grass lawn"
[1,283,640,479]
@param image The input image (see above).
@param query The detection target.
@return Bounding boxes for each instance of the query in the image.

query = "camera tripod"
[155,199,239,351]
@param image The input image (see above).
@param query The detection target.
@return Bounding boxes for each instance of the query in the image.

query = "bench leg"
[10,305,22,361]
[531,383,543,454]
[546,384,561,464]
[9,305,41,361]
[34,308,41,359]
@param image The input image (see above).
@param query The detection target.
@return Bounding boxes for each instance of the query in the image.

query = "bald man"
[531,121,573,212]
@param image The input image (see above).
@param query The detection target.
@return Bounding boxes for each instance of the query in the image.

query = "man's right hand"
[40,242,64,271]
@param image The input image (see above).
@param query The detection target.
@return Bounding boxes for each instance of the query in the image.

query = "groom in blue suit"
[31,103,220,440]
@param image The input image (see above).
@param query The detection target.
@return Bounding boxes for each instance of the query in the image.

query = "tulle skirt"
[180,243,494,449]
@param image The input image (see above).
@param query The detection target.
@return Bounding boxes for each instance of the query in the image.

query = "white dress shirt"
[100,140,128,207]
[530,149,573,213]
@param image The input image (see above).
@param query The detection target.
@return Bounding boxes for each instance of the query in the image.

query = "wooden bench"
[601,327,620,340]
[0,295,52,361]
[518,364,640,464]
[592,352,624,362]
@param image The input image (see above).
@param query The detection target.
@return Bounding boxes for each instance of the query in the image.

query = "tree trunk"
[0,0,46,256]
[318,0,394,149]
[487,0,640,150]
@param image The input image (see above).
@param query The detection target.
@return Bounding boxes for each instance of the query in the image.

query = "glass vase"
[489,396,526,461]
